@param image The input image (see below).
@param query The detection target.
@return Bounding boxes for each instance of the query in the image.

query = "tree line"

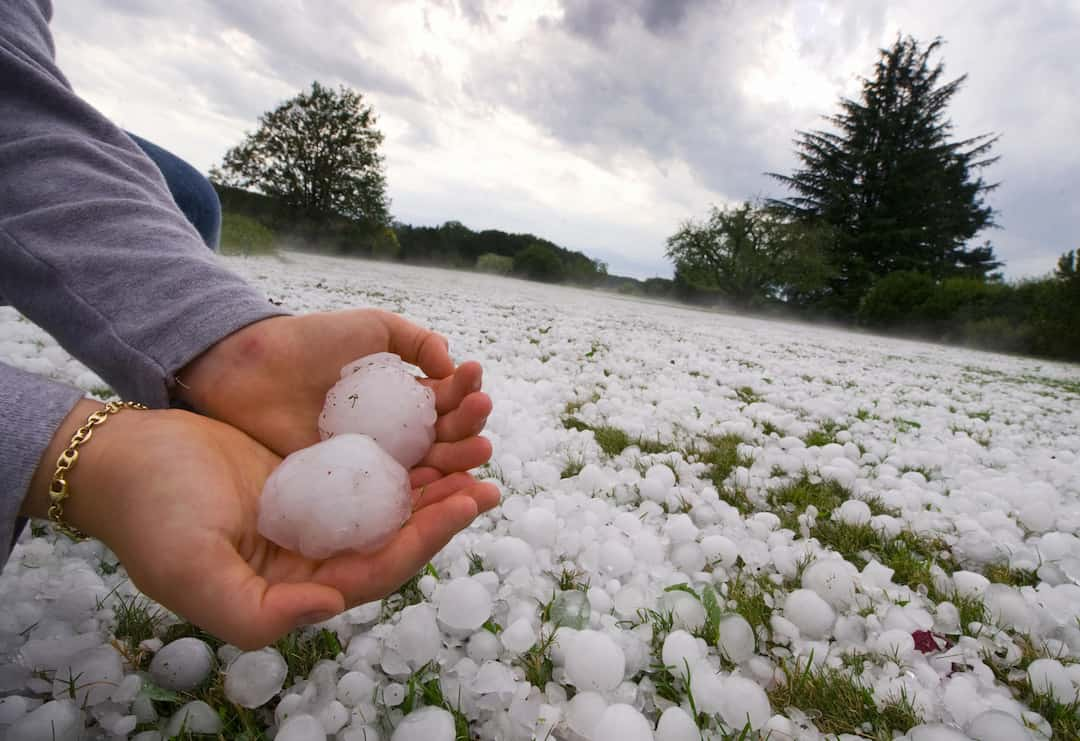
[211,39,1078,361]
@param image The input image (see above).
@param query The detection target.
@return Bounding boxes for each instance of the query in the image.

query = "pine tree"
[768,36,1000,313]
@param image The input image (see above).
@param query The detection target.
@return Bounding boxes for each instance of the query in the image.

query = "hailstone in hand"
[257,434,412,559]
[319,352,437,468]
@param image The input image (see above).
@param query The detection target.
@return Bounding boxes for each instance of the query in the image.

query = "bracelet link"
[46,400,147,541]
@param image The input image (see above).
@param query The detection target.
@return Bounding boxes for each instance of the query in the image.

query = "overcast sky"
[51,0,1078,279]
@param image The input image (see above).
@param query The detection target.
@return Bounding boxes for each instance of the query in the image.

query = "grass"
[768,659,922,740]
[701,434,754,513]
[803,420,843,447]
[723,570,776,640]
[399,662,471,740]
[560,451,586,479]
[984,562,1040,588]
[107,590,166,667]
[515,630,558,688]
[220,212,278,256]
[562,415,678,457]
[811,520,954,595]
[735,386,762,405]
[766,474,857,532]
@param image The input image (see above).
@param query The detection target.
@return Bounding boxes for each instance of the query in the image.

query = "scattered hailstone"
[391,706,456,741]
[7,700,82,741]
[564,630,625,692]
[276,714,326,741]
[717,614,756,663]
[656,706,700,741]
[783,589,836,639]
[719,676,771,731]
[164,701,222,737]
[550,590,590,629]
[592,703,654,741]
[148,638,213,692]
[966,710,1034,740]
[436,577,493,632]
[257,434,412,559]
[51,645,124,705]
[319,353,437,468]
[224,648,288,708]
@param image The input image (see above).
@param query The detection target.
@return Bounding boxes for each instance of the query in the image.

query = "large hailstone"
[257,434,412,559]
[319,353,437,468]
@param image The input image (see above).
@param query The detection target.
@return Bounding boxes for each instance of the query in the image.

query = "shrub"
[857,271,936,327]
[475,253,513,275]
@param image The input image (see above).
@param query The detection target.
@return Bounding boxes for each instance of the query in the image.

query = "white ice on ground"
[320,353,437,468]
[50,644,123,706]
[148,637,213,692]
[3,254,1080,739]
[391,706,455,741]
[224,648,288,708]
[564,630,625,692]
[716,614,756,663]
[388,604,441,667]
[435,577,492,632]
[164,700,222,737]
[257,434,412,559]
[592,703,654,740]
[719,676,771,731]
[655,706,700,741]
[7,700,82,741]
[276,713,327,740]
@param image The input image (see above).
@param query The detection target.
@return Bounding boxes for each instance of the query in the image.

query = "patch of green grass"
[515,630,558,689]
[735,386,762,405]
[950,591,991,635]
[893,417,922,433]
[724,570,776,640]
[768,660,922,740]
[702,434,749,487]
[550,565,589,592]
[592,425,632,456]
[810,520,954,595]
[220,212,277,256]
[106,591,166,667]
[563,415,677,457]
[1028,693,1080,740]
[898,465,936,480]
[767,475,854,532]
[274,628,343,684]
[854,408,878,422]
[399,662,471,740]
[88,384,117,400]
[760,420,781,436]
[984,562,1040,588]
[803,420,843,447]
[467,551,486,575]
[560,451,586,479]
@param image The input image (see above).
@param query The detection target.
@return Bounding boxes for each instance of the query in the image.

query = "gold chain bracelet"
[48,400,147,540]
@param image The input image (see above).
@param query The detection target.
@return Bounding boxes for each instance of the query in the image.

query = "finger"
[434,392,492,442]
[313,494,481,606]
[381,313,454,379]
[424,361,484,414]
[412,472,477,509]
[409,467,443,489]
[418,436,493,473]
[165,538,345,650]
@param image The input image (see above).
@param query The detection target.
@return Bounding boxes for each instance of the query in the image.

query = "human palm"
[90,409,499,649]
[177,310,493,476]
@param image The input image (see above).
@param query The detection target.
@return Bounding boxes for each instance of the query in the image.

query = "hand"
[24,401,500,649]
[176,311,493,476]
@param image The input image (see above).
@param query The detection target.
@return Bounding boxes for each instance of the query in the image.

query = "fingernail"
[471,378,482,392]
[297,611,335,627]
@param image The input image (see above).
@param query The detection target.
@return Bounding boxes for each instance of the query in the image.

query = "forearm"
[0,362,84,561]
[0,0,285,407]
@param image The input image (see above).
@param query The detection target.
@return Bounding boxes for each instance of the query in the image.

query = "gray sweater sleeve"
[0,1,286,561]
[0,0,284,405]
[0,363,85,555]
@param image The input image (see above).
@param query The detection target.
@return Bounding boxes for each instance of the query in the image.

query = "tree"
[769,36,1000,313]
[665,202,832,308]
[212,82,390,225]
[513,243,565,282]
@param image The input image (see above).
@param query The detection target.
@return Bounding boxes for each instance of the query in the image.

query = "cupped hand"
[176,311,493,474]
[38,401,500,649]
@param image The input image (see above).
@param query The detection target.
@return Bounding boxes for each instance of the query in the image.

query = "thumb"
[174,541,345,650]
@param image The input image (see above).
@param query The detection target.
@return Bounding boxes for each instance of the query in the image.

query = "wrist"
[175,316,286,412]
[24,400,155,541]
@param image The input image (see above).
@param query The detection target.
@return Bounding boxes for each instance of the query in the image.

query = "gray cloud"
[47,0,1080,279]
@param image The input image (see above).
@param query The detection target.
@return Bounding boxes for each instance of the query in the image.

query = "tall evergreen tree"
[768,36,1000,312]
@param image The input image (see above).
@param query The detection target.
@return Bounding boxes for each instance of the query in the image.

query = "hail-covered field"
[2,252,1079,741]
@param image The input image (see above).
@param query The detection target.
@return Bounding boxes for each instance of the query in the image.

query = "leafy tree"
[212,82,390,225]
[665,202,833,308]
[513,243,565,282]
[769,36,1000,312]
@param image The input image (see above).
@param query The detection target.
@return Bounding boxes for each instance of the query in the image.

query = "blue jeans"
[128,133,221,251]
